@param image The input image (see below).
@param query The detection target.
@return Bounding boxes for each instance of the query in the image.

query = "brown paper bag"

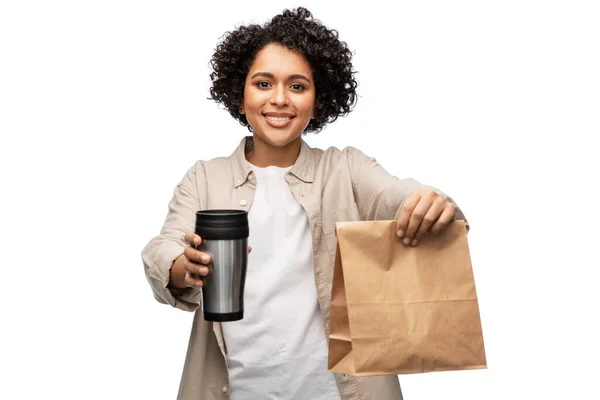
[328,220,486,375]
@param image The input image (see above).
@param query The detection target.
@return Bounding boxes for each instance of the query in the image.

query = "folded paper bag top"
[328,220,486,376]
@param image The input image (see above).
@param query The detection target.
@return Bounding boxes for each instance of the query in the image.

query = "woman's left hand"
[396,188,457,246]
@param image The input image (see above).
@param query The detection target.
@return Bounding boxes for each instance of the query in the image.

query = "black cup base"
[204,311,244,322]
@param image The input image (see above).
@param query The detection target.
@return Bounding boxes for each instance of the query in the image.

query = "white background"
[1,1,599,399]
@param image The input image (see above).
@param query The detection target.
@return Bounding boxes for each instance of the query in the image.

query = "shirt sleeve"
[141,162,204,312]
[346,146,469,230]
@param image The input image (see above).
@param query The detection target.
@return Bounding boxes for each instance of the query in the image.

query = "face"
[240,43,316,147]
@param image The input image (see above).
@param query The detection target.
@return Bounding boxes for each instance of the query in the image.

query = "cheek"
[296,95,316,115]
[244,88,268,110]
[305,103,317,119]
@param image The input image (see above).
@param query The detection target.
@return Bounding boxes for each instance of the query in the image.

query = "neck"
[246,134,302,167]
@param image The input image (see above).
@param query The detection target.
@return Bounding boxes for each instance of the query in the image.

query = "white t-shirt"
[221,164,341,400]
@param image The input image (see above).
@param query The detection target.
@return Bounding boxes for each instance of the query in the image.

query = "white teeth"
[265,115,292,121]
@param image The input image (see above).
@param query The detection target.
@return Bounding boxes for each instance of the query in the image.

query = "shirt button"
[222,385,229,393]
[240,199,247,206]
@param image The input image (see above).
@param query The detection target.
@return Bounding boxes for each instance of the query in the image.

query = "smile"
[265,115,292,121]
[263,114,295,127]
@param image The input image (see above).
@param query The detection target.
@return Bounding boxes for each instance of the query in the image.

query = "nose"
[270,85,289,107]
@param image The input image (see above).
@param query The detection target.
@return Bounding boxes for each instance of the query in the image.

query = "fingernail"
[202,255,210,263]
[397,230,404,238]
[403,237,411,245]
[411,239,419,246]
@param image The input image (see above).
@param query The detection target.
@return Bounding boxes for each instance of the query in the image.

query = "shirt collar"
[231,136,315,187]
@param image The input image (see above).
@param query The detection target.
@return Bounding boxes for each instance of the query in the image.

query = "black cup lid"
[196,209,248,227]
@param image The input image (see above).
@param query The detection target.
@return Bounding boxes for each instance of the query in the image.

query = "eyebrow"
[250,72,311,83]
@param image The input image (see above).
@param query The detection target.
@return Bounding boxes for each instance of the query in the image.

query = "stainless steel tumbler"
[195,209,249,322]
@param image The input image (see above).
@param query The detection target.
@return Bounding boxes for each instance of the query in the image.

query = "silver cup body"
[198,238,248,321]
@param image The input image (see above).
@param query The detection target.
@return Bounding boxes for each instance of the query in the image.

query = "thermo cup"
[195,209,249,322]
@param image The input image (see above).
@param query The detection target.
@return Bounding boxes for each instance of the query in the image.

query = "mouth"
[263,113,295,127]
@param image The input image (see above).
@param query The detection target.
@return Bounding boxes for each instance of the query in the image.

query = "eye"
[290,83,305,91]
[257,81,271,89]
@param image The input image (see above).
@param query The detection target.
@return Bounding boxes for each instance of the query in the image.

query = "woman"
[142,7,466,400]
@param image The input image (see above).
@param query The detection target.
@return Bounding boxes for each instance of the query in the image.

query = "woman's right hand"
[180,233,252,288]
[182,233,212,288]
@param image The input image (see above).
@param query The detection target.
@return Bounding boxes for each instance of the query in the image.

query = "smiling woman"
[207,7,358,167]
[208,7,357,136]
[241,44,318,166]
[141,6,468,400]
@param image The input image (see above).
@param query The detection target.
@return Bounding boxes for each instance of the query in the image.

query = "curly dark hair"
[208,7,358,133]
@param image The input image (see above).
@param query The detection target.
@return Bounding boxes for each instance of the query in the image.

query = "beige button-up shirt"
[142,136,466,400]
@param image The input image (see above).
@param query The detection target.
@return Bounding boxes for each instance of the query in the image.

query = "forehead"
[248,43,313,77]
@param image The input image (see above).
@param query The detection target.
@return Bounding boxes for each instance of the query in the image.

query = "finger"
[415,196,446,240]
[183,246,211,265]
[183,255,211,276]
[184,272,204,288]
[182,258,196,274]
[184,233,203,247]
[396,191,422,237]
[248,246,253,254]
[183,258,210,276]
[430,203,457,234]
[403,194,434,244]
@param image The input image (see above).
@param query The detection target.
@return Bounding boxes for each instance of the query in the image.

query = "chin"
[257,132,301,148]
[254,125,305,148]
